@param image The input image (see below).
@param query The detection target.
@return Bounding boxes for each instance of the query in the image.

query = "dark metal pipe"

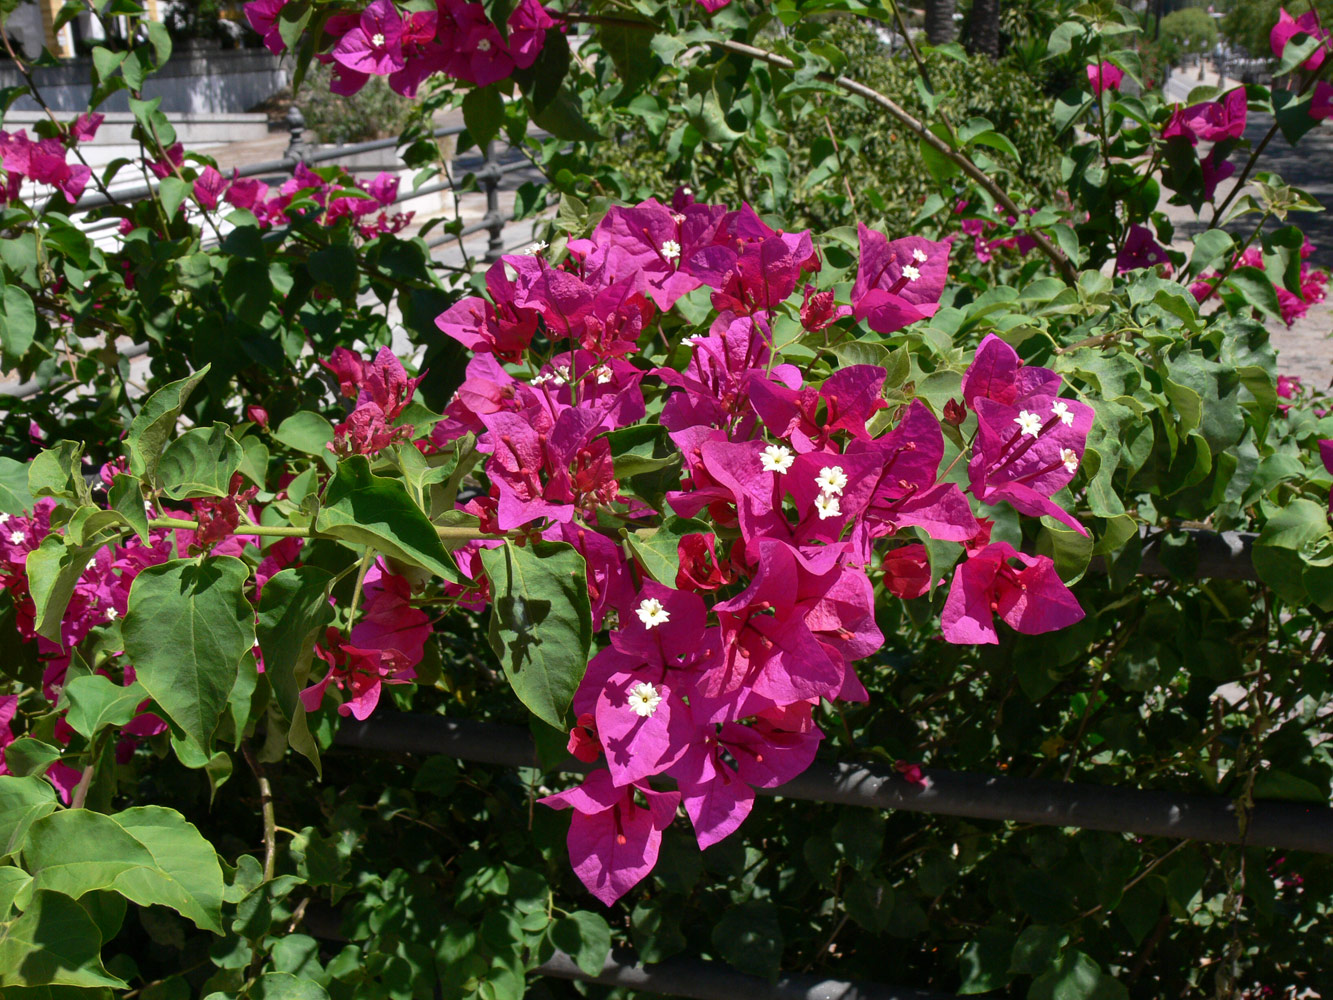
[334,715,1333,855]
[537,949,955,1000]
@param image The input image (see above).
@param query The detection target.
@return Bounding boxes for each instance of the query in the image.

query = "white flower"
[816,465,848,496]
[636,597,670,629]
[371,32,386,47]
[0,513,8,525]
[681,335,700,347]
[476,38,492,52]
[1145,251,1157,263]
[544,364,571,386]
[1051,400,1074,426]
[105,607,118,622]
[1014,410,1043,438]
[9,530,25,545]
[626,681,663,717]
[760,444,795,474]
[1060,448,1079,474]
[521,240,548,256]
[671,213,686,224]
[593,365,614,385]
[901,264,921,282]
[912,248,928,262]
[661,240,681,262]
[815,494,841,520]
[531,372,551,385]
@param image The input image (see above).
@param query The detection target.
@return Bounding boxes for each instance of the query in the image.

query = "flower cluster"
[176,158,413,238]
[322,345,425,456]
[423,195,1091,904]
[1,454,436,782]
[1160,86,1248,203]
[0,113,102,205]
[954,200,1041,264]
[245,0,554,96]
[0,495,168,798]
[1190,239,1328,325]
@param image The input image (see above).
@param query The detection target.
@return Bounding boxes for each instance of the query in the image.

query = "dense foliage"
[1,0,1333,999]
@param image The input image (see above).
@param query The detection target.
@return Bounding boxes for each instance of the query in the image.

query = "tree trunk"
[924,0,957,45]
[967,0,1000,59]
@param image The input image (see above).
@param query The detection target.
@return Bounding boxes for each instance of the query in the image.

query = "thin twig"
[709,38,1080,284]
[241,743,277,881]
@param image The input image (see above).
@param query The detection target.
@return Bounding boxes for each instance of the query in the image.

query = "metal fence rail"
[537,949,957,1000]
[334,714,1333,855]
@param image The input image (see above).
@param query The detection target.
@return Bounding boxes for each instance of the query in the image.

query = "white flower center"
[476,38,492,52]
[816,465,848,496]
[636,597,670,629]
[912,248,928,262]
[593,365,613,385]
[1060,448,1079,474]
[901,264,921,282]
[9,530,25,545]
[661,240,681,262]
[1145,251,1157,263]
[105,606,118,622]
[1051,400,1074,426]
[815,494,841,520]
[371,32,386,47]
[760,444,795,474]
[1014,410,1043,438]
[626,681,663,717]
[671,213,686,224]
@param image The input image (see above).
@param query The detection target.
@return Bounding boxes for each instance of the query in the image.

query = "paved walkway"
[1161,67,1333,388]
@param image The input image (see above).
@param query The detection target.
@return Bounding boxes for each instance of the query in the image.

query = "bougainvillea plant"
[2,0,1333,997]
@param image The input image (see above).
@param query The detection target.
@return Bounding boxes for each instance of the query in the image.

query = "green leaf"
[0,889,126,988]
[126,367,211,483]
[122,557,255,754]
[1186,229,1233,279]
[158,423,244,500]
[108,474,150,543]
[597,17,657,92]
[478,540,592,731]
[255,567,332,774]
[626,516,707,585]
[1258,499,1331,550]
[23,806,224,933]
[3,738,60,779]
[145,18,172,64]
[0,457,35,515]
[550,911,611,977]
[91,46,127,84]
[26,533,117,644]
[0,285,37,360]
[315,456,460,581]
[28,441,92,507]
[957,927,1016,994]
[273,411,335,468]
[63,675,148,741]
[1223,266,1282,322]
[0,776,57,860]
[1010,925,1070,974]
[531,88,603,142]
[308,245,358,290]
[251,972,330,1000]
[710,900,783,980]
[462,85,505,149]
[159,176,190,221]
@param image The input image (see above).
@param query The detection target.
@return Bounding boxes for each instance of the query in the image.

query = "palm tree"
[968,0,1001,58]
[924,0,957,44]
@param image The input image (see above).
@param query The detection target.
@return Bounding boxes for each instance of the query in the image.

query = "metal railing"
[334,714,1333,855]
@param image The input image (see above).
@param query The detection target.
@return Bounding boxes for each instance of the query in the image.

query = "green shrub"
[593,18,1066,235]
[298,61,417,145]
